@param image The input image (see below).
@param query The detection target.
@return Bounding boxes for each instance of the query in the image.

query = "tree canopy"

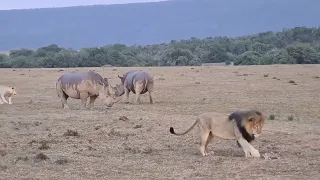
[1,26,320,68]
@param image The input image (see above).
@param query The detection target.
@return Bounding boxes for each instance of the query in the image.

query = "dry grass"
[0,64,320,180]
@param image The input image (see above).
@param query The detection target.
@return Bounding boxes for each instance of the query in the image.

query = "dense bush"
[1,26,320,68]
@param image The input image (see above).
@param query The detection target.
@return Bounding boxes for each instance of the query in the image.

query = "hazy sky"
[0,0,168,10]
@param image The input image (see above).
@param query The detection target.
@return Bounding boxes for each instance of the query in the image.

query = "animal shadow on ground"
[212,149,245,158]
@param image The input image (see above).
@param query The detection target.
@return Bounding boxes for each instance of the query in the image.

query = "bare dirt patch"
[0,65,320,180]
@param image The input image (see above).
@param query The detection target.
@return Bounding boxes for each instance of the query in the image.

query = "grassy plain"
[0,65,320,180]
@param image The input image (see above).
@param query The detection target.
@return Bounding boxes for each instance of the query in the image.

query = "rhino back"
[58,71,104,90]
[135,72,153,81]
[122,70,137,81]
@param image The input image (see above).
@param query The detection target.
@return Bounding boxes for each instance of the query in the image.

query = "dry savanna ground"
[0,65,320,180]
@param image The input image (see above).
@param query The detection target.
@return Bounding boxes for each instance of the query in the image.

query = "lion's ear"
[248,118,254,122]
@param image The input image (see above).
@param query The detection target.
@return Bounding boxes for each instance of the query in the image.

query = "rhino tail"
[56,82,61,97]
[55,80,66,97]
[143,76,148,92]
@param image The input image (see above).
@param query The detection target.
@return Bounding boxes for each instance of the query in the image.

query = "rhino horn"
[112,95,123,103]
[99,89,123,107]
[107,84,120,96]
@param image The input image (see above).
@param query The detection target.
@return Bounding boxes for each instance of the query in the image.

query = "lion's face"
[9,87,17,95]
[251,122,263,137]
[247,115,265,137]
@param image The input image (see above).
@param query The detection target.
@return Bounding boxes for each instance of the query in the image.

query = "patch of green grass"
[269,114,275,120]
[287,115,294,121]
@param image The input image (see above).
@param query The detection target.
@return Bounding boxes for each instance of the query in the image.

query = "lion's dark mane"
[228,110,261,147]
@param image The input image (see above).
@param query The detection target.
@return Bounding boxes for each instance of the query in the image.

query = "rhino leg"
[79,92,89,110]
[89,95,98,110]
[124,88,130,104]
[134,92,141,104]
[148,92,153,104]
[134,80,144,104]
[147,82,154,104]
[60,92,69,109]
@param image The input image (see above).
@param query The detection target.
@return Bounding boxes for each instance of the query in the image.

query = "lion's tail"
[169,118,198,136]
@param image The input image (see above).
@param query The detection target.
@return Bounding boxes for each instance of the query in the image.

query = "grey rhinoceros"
[56,71,122,110]
[112,70,154,104]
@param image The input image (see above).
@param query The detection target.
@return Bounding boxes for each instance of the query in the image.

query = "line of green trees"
[1,26,320,68]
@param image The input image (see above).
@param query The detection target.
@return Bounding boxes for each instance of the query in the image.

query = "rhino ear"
[118,75,123,79]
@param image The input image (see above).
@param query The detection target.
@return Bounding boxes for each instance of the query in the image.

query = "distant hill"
[0,0,319,50]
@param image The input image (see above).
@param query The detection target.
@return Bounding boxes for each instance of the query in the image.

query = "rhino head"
[99,78,123,107]
[110,75,126,96]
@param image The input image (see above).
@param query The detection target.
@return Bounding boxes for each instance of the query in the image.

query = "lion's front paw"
[245,151,253,157]
[251,149,261,158]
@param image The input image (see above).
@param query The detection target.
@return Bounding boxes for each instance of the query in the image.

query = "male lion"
[169,110,265,157]
[0,85,17,105]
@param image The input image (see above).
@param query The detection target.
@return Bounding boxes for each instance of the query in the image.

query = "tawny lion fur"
[169,110,265,157]
[0,85,17,105]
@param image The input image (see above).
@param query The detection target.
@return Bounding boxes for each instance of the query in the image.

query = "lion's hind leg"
[199,128,211,156]
[205,132,214,155]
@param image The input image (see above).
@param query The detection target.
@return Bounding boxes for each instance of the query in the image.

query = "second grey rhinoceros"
[56,71,122,110]
[112,70,154,104]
